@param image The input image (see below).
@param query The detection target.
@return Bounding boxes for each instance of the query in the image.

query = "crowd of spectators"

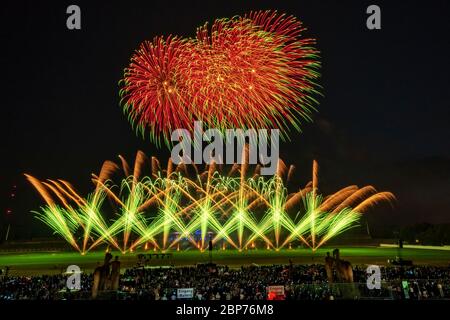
[1,263,449,300]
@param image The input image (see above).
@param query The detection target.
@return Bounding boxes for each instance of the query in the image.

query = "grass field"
[0,247,449,276]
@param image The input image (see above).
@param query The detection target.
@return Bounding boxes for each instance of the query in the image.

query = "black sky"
[1,0,450,239]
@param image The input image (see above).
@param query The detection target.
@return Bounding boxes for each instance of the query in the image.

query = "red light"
[267,292,276,300]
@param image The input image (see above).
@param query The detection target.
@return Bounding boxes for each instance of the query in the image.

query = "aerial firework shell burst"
[120,11,321,146]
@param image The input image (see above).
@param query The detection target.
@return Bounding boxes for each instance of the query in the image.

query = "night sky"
[1,0,449,239]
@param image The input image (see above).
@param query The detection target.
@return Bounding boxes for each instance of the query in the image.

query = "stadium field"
[0,247,449,276]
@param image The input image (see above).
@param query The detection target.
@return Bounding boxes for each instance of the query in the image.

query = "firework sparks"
[120,11,321,146]
[26,151,394,254]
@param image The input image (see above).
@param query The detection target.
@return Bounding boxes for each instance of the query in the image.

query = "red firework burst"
[120,10,321,146]
[120,36,195,145]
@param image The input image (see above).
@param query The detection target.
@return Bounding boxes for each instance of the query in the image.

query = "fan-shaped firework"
[120,10,321,146]
[26,151,395,254]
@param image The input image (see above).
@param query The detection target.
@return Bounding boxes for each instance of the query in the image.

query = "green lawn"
[0,247,449,276]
